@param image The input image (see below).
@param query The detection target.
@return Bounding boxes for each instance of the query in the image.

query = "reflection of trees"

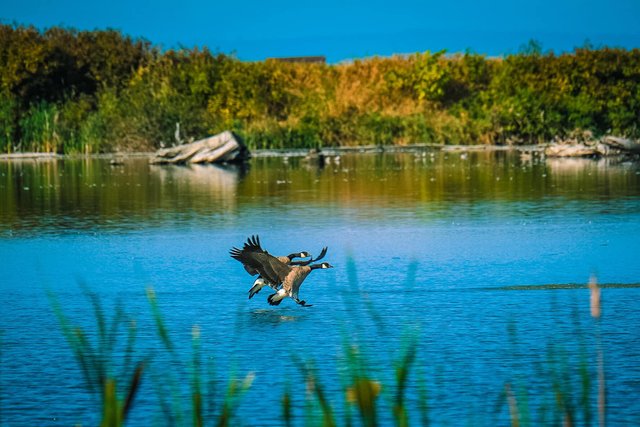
[1,153,639,233]
[241,152,640,212]
[0,159,247,232]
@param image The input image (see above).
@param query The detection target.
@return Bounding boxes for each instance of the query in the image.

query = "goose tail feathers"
[267,290,286,306]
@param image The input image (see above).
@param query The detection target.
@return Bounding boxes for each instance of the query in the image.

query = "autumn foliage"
[1,24,639,153]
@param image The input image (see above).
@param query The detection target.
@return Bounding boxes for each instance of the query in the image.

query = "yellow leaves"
[130,64,151,85]
[345,378,382,403]
[3,23,640,151]
[411,51,449,102]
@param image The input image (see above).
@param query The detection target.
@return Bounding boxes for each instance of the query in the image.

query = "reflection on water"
[1,150,640,425]
[247,308,301,325]
[2,151,639,234]
[150,162,246,213]
[150,163,247,191]
[0,159,249,233]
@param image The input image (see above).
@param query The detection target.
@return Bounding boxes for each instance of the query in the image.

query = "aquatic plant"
[499,276,608,427]
[47,286,255,426]
[146,287,254,426]
[48,268,611,426]
[47,286,143,426]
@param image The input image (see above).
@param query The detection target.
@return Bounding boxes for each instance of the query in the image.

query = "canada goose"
[250,245,328,298]
[229,236,326,299]
[266,262,333,307]
[247,246,328,299]
[230,236,332,306]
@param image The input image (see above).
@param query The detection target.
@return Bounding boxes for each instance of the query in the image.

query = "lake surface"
[1,150,640,425]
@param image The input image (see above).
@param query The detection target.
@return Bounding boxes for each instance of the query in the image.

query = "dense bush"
[1,24,639,153]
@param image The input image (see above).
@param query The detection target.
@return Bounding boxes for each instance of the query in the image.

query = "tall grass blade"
[101,378,121,427]
[192,325,203,427]
[216,372,255,427]
[48,285,147,424]
[146,287,174,352]
[505,383,520,427]
[122,362,144,422]
[295,357,336,427]
[281,385,292,427]
[393,340,417,427]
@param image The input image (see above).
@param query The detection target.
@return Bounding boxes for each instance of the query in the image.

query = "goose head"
[288,251,311,259]
[311,262,333,270]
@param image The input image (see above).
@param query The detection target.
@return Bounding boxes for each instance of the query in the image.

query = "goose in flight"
[229,235,316,299]
[230,235,332,306]
[229,235,327,299]
[266,261,333,307]
[230,235,327,299]
[230,235,307,297]
[247,246,328,299]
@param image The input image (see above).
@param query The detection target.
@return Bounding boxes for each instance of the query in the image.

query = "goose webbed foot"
[295,298,313,307]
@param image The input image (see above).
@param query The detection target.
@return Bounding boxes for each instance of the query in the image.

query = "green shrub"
[2,24,639,152]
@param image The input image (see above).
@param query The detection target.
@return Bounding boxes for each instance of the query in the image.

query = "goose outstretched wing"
[229,235,263,275]
[230,235,291,285]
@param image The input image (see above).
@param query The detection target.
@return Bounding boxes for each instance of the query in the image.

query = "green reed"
[18,102,60,153]
[47,285,143,426]
[290,328,422,427]
[145,287,253,426]
[49,270,608,426]
[500,276,606,427]
[48,286,254,426]
[287,257,424,427]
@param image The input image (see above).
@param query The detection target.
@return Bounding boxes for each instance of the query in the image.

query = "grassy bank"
[1,24,639,153]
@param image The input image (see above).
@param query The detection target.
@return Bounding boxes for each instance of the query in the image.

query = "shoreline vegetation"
[0,143,541,161]
[46,274,610,426]
[1,25,639,155]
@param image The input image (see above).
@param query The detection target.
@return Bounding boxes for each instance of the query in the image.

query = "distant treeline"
[1,24,639,153]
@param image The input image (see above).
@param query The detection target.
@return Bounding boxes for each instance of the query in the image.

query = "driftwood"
[602,136,640,153]
[544,142,609,157]
[545,135,640,158]
[151,131,250,164]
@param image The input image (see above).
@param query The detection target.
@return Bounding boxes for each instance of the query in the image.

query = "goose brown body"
[267,265,312,306]
[230,235,332,306]
[230,235,316,298]
[266,262,333,306]
[245,252,310,298]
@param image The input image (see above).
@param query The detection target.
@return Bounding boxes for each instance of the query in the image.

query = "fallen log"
[602,136,640,153]
[150,131,250,164]
[544,142,609,157]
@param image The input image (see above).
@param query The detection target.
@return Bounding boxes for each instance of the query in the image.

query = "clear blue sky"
[2,0,639,62]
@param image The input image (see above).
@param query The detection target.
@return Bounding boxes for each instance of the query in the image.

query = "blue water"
[1,152,640,425]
